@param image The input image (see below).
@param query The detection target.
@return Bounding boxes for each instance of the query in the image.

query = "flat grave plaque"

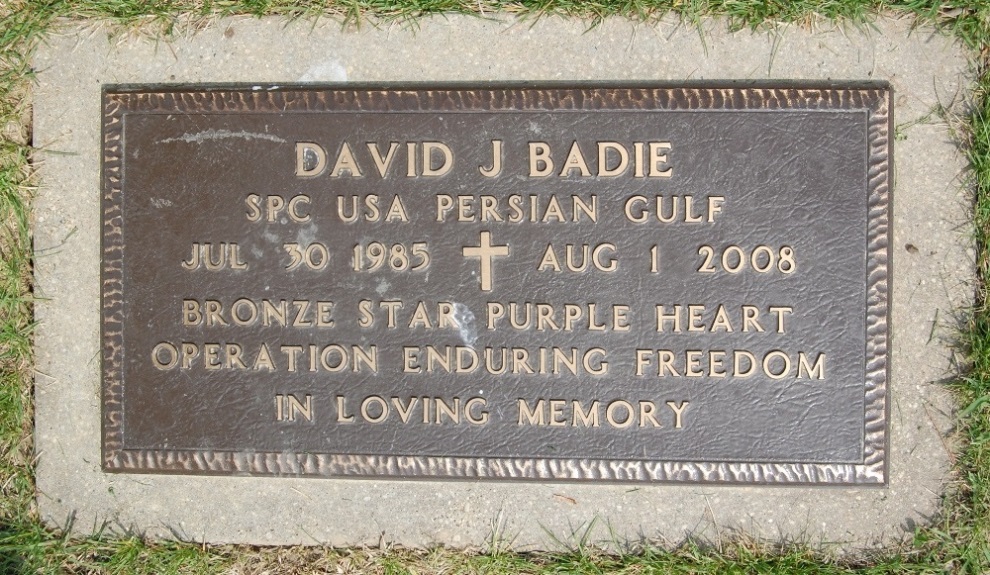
[101,85,890,485]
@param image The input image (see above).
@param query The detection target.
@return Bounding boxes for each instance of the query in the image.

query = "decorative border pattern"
[102,86,890,484]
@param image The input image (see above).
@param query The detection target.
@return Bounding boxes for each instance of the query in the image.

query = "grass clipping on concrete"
[2,1,990,573]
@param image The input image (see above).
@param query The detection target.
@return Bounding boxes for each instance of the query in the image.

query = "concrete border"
[33,15,970,549]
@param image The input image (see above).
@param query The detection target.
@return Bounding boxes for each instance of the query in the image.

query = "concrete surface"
[32,15,971,551]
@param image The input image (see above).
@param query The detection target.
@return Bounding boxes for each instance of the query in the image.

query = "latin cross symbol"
[462,231,510,292]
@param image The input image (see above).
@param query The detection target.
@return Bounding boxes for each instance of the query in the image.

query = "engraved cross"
[462,231,510,292]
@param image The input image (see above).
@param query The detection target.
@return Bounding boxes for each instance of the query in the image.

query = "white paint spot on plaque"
[298,60,347,82]
[158,129,286,144]
[295,223,317,246]
[375,279,390,295]
[452,303,477,346]
[150,198,173,208]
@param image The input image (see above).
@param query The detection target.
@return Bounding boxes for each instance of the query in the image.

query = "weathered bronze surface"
[101,86,890,484]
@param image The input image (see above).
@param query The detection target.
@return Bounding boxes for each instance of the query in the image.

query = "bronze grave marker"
[101,85,890,484]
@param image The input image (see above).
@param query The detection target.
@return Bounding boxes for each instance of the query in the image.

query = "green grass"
[3,0,990,573]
